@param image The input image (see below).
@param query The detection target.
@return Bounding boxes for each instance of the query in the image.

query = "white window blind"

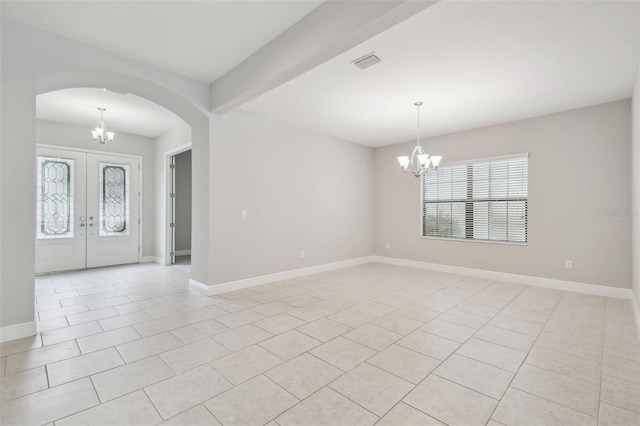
[422,154,528,243]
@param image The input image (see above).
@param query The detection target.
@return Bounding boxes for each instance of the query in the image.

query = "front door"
[36,147,140,273]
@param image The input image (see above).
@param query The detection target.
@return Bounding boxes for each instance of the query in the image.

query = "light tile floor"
[1,262,640,425]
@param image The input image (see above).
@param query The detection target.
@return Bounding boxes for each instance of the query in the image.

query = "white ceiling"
[1,0,322,83]
[37,88,184,138]
[6,1,640,146]
[240,0,640,147]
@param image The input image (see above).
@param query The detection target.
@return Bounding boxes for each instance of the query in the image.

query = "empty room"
[1,1,639,425]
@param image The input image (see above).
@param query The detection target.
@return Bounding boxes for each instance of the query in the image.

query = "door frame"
[36,143,144,264]
[163,143,192,266]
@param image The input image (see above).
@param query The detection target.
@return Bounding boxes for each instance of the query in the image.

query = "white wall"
[1,20,210,333]
[375,100,632,289]
[174,150,192,252]
[36,119,156,257]
[1,39,37,330]
[632,60,640,316]
[154,123,192,263]
[208,110,374,285]
[1,19,374,335]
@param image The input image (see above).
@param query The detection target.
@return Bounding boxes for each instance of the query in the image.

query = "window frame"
[419,153,529,246]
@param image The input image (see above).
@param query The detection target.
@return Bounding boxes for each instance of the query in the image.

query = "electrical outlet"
[241,209,247,219]
[385,242,390,249]
[300,250,305,258]
[565,260,573,270]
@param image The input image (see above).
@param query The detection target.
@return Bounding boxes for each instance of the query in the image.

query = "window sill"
[421,236,527,246]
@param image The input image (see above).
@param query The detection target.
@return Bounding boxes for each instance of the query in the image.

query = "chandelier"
[92,107,115,144]
[397,101,441,177]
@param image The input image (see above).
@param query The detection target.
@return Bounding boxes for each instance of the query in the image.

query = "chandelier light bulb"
[397,156,410,170]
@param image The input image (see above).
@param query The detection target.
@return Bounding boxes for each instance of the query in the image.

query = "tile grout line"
[361,359,442,425]
[378,282,512,425]
[402,318,496,423]
[511,387,600,419]
[141,386,166,422]
[283,369,383,423]
[485,288,568,423]
[261,332,407,423]
[6,264,640,425]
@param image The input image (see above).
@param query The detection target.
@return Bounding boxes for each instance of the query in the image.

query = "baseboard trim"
[372,256,633,300]
[206,256,376,296]
[0,321,37,343]
[189,278,209,294]
[189,254,633,305]
[174,250,191,256]
[141,256,165,265]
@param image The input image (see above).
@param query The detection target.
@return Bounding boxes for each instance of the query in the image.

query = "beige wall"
[208,110,374,285]
[375,100,632,289]
[36,119,156,257]
[632,63,640,308]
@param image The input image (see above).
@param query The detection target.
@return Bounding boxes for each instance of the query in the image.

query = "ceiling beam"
[209,0,438,113]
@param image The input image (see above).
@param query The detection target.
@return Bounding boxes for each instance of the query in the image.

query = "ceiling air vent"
[352,52,381,70]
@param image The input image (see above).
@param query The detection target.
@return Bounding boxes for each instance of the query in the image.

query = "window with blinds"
[421,154,528,243]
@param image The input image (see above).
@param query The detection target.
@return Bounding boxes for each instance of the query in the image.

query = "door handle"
[79,223,86,227]
[89,223,95,227]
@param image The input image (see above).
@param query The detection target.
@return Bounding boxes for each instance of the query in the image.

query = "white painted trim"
[163,143,192,267]
[140,256,158,263]
[166,143,193,157]
[372,256,633,299]
[189,278,209,294]
[174,250,191,256]
[138,156,144,263]
[0,321,37,343]
[36,144,146,265]
[36,143,141,159]
[206,256,376,296]
[190,254,635,310]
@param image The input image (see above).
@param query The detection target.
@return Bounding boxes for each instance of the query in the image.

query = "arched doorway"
[0,70,212,341]
[34,71,210,289]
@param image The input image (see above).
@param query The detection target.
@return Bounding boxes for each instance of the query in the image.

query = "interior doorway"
[169,148,192,266]
[36,146,141,273]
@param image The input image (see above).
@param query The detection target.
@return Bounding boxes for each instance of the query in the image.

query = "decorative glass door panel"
[36,148,87,273]
[36,147,140,273]
[37,156,75,239]
[99,162,130,236]
[86,153,139,268]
